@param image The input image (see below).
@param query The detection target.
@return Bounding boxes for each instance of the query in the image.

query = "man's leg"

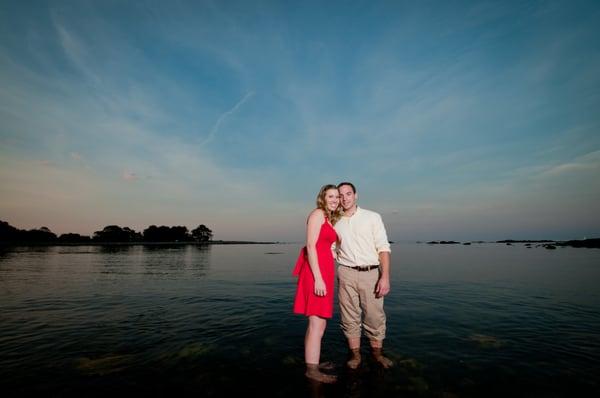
[360,269,393,368]
[346,336,361,370]
[369,339,393,368]
[337,266,363,369]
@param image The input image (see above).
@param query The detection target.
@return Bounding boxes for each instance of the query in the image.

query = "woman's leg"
[304,315,336,383]
[305,315,325,364]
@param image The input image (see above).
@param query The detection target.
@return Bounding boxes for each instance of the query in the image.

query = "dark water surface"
[1,243,599,397]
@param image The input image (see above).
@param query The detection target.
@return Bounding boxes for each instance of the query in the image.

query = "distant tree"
[122,227,143,242]
[143,225,194,242]
[170,226,193,242]
[93,225,142,242]
[0,221,56,242]
[1,220,211,244]
[191,224,213,242]
[58,233,92,243]
[1,220,22,241]
[143,225,160,241]
[143,225,172,241]
[22,227,57,242]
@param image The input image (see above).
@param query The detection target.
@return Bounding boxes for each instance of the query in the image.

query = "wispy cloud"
[537,150,600,178]
[201,91,255,145]
[54,22,100,84]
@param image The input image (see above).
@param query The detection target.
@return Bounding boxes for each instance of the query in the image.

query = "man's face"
[339,185,357,211]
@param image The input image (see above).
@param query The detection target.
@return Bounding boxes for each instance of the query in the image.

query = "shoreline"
[419,238,599,249]
[0,240,283,247]
[1,239,598,248]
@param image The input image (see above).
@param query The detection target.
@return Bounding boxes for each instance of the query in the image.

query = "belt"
[344,265,379,272]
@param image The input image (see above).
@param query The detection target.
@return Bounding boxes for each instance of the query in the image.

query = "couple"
[292,182,393,383]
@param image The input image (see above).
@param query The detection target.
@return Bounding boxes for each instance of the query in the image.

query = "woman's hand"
[314,277,327,296]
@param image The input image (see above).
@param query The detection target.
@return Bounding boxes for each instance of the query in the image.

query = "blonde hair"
[316,184,342,225]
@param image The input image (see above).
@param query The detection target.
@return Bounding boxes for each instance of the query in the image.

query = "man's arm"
[373,213,391,297]
[375,250,390,297]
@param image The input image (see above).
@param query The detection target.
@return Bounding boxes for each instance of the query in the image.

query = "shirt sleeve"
[373,213,391,253]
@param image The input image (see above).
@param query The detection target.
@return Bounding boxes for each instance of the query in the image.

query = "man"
[334,182,393,369]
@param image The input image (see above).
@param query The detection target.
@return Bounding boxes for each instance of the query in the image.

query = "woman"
[292,184,342,383]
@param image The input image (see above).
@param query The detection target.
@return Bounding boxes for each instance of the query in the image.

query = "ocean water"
[0,243,599,397]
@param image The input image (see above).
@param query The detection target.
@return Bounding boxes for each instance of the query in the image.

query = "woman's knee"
[308,316,327,334]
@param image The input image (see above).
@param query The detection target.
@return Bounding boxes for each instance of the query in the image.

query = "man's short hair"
[337,181,356,193]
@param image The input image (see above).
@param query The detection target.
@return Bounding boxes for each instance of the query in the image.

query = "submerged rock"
[75,354,133,375]
[468,334,504,348]
[177,342,213,359]
[406,376,429,393]
[397,357,423,371]
[282,355,301,366]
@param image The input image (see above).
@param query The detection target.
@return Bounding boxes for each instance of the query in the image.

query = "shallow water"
[1,243,599,397]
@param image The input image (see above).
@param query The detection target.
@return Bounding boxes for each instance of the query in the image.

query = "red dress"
[292,218,338,318]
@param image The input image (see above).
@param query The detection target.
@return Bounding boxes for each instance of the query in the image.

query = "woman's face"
[324,188,340,212]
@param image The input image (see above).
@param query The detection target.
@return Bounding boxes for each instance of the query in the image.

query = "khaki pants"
[337,265,386,341]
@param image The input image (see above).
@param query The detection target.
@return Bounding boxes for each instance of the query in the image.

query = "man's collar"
[344,206,360,217]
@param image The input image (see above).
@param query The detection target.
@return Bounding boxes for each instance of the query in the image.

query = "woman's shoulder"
[307,208,326,222]
[309,208,326,218]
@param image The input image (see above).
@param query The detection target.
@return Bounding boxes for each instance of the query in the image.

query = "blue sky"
[1,0,599,241]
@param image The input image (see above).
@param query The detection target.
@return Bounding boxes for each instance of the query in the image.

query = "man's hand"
[375,277,390,297]
[376,251,391,297]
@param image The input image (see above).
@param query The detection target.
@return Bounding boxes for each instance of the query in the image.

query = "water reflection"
[0,247,12,262]
[0,245,55,257]
[140,244,211,275]
[307,377,329,398]
[97,244,139,254]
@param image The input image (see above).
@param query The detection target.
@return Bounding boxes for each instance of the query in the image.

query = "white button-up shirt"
[334,206,391,267]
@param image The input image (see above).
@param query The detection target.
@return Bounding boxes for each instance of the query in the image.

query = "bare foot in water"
[306,364,337,383]
[319,361,336,371]
[372,348,393,368]
[346,348,361,370]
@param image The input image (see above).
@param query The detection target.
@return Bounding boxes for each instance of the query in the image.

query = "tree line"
[0,220,213,243]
